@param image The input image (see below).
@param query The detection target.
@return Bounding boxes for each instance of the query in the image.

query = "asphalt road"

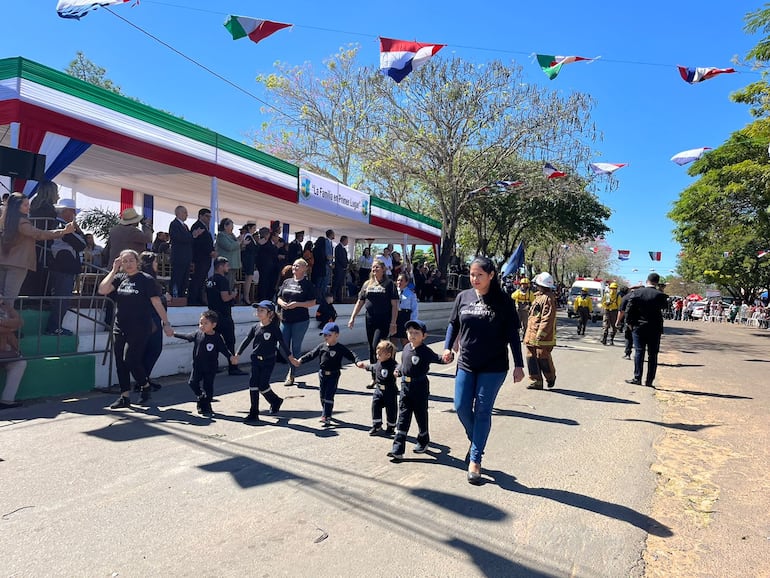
[3,313,761,577]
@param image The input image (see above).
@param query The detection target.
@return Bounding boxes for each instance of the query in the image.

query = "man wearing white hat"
[106,207,152,263]
[45,199,86,336]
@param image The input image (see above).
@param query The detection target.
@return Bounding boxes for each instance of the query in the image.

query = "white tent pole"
[210,176,219,237]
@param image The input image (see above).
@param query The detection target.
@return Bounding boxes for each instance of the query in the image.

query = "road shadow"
[547,388,640,405]
[662,325,703,336]
[657,362,705,368]
[409,487,507,521]
[445,537,557,578]
[487,469,673,537]
[492,408,579,426]
[618,418,720,432]
[744,358,770,363]
[656,388,752,400]
[199,455,304,489]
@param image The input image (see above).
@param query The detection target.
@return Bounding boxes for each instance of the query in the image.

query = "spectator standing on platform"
[45,199,85,336]
[168,205,193,300]
[376,245,394,278]
[189,208,214,307]
[358,247,373,288]
[311,232,331,298]
[348,259,399,388]
[23,181,60,297]
[0,193,75,301]
[206,256,246,376]
[215,218,241,290]
[83,233,104,267]
[255,227,279,301]
[302,240,315,275]
[239,222,258,305]
[151,231,169,255]
[99,249,174,409]
[332,235,350,303]
[277,258,316,386]
[106,207,152,263]
[0,296,27,409]
[286,231,304,265]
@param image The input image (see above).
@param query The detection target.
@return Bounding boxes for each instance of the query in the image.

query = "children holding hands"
[236,300,295,424]
[355,340,398,436]
[292,322,361,426]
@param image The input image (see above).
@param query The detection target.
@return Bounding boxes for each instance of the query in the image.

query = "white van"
[566,278,606,322]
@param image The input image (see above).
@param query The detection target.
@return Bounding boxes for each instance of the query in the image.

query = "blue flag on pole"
[502,241,525,277]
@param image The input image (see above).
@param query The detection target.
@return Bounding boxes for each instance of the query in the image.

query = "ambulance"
[566,278,606,322]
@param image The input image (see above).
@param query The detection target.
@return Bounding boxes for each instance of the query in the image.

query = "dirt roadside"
[643,321,770,577]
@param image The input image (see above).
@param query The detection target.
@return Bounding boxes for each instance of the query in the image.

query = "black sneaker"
[243,412,260,424]
[199,398,213,416]
[368,425,382,436]
[268,398,283,415]
[365,382,376,389]
[413,443,428,454]
[387,451,403,462]
[138,387,151,405]
[384,426,395,437]
[109,396,131,410]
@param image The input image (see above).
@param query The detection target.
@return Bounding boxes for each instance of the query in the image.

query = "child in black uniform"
[235,300,295,424]
[356,339,398,436]
[293,322,361,426]
[388,319,450,461]
[315,293,338,329]
[174,310,237,416]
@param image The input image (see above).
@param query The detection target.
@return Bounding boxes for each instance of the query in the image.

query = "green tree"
[255,46,602,274]
[65,51,123,94]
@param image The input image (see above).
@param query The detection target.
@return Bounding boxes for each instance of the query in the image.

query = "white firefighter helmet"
[533,272,556,289]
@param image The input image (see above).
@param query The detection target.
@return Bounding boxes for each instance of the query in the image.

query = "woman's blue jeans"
[282,319,309,377]
[454,368,507,465]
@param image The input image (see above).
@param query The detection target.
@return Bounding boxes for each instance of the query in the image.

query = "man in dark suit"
[189,208,215,306]
[332,235,349,303]
[286,230,304,264]
[169,205,192,299]
[624,273,669,387]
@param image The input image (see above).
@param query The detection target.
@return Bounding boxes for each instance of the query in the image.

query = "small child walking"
[235,300,294,424]
[356,339,398,436]
[174,310,237,417]
[293,322,361,426]
[315,293,337,328]
[388,320,450,461]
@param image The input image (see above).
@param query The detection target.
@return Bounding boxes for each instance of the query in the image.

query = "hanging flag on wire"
[379,37,445,83]
[536,54,598,80]
[56,0,131,19]
[758,250,770,259]
[589,247,599,254]
[678,66,736,84]
[589,162,627,175]
[543,162,566,179]
[501,241,525,277]
[618,250,630,261]
[224,16,292,45]
[649,251,662,261]
[671,147,711,166]
[495,180,523,189]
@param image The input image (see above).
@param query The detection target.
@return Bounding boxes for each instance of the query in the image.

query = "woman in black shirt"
[276,258,316,386]
[99,249,174,409]
[348,259,398,388]
[443,257,525,484]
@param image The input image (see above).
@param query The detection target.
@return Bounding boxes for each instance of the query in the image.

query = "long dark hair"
[0,193,27,254]
[470,256,504,301]
[140,251,157,278]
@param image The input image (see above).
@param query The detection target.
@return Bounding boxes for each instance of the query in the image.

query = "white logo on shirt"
[380,369,388,378]
[206,343,214,352]
[411,355,420,365]
[263,332,271,340]
[329,350,336,357]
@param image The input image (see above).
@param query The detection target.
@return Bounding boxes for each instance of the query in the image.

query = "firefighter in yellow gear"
[601,282,621,345]
[573,288,592,335]
[511,277,533,337]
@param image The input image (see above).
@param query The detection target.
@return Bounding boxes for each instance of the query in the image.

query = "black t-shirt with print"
[398,342,443,384]
[297,341,360,373]
[110,272,160,335]
[236,320,291,360]
[206,273,233,318]
[370,358,397,390]
[278,277,316,324]
[358,279,398,323]
[175,330,232,371]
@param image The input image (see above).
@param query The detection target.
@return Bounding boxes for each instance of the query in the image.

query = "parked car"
[689,300,708,319]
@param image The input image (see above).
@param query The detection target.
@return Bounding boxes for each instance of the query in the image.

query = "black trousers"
[188,367,216,399]
[248,357,282,411]
[365,317,390,364]
[215,315,237,369]
[114,329,152,393]
[189,258,211,305]
[391,380,430,455]
[372,384,398,428]
[632,326,662,385]
[170,259,190,299]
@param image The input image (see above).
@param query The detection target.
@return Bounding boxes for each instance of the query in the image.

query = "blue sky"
[1,1,762,283]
